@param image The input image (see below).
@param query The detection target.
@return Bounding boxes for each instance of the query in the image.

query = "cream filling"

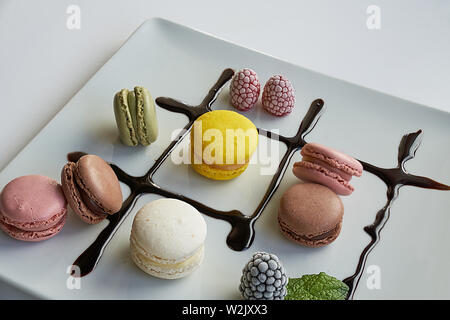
[134,87,150,146]
[130,238,204,278]
[192,150,248,171]
[118,89,138,146]
[130,235,203,265]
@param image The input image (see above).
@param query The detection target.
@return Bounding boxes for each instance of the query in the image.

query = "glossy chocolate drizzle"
[342,130,450,299]
[70,68,449,300]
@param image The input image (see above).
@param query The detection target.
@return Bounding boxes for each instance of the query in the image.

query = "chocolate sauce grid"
[70,68,449,300]
[343,130,450,299]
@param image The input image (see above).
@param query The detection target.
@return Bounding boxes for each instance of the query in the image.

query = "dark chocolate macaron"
[61,154,123,224]
[278,183,344,247]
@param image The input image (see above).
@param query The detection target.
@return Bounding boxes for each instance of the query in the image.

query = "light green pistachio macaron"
[113,87,159,146]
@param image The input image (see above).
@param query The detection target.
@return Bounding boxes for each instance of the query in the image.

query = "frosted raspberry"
[230,68,261,111]
[262,75,295,116]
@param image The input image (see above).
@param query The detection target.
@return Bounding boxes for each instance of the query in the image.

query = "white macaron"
[130,198,207,279]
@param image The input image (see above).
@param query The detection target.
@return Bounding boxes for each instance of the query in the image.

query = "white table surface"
[0,0,449,299]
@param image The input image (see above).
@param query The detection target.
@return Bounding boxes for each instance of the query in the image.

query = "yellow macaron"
[190,110,258,180]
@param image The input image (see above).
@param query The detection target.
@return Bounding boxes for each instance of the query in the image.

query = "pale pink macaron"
[293,143,363,196]
[0,175,67,241]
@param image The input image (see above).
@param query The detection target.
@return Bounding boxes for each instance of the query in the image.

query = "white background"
[0,0,449,298]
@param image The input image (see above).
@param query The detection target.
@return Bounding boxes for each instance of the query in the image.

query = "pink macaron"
[0,175,67,241]
[293,143,363,196]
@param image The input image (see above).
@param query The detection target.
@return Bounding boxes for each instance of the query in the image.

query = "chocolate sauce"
[67,152,87,163]
[72,69,237,276]
[70,68,449,301]
[342,130,450,299]
[70,69,325,276]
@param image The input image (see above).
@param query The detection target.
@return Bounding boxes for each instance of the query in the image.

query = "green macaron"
[113,87,159,146]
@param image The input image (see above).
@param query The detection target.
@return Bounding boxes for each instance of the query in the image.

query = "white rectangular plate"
[0,18,449,299]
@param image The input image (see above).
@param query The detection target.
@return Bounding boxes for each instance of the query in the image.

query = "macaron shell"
[134,87,159,146]
[293,161,354,196]
[0,212,66,242]
[301,143,363,176]
[191,162,249,180]
[131,199,207,262]
[61,162,107,224]
[191,110,258,165]
[278,183,344,247]
[75,155,123,214]
[113,89,139,146]
[0,175,67,228]
[190,110,258,180]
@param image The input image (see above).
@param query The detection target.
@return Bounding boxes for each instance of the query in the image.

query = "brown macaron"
[278,183,344,247]
[61,154,123,224]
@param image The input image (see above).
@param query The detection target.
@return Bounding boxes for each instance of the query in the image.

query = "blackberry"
[239,252,288,300]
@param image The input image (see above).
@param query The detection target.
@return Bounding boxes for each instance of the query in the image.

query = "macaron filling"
[191,162,249,180]
[0,212,67,241]
[278,216,342,242]
[293,161,354,193]
[116,89,139,146]
[0,208,66,232]
[73,166,109,217]
[301,156,352,181]
[76,182,108,217]
[192,150,248,171]
[130,235,204,278]
[61,162,108,223]
[135,87,150,146]
[301,144,363,177]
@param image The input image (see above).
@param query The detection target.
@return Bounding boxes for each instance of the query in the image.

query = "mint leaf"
[285,272,349,300]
